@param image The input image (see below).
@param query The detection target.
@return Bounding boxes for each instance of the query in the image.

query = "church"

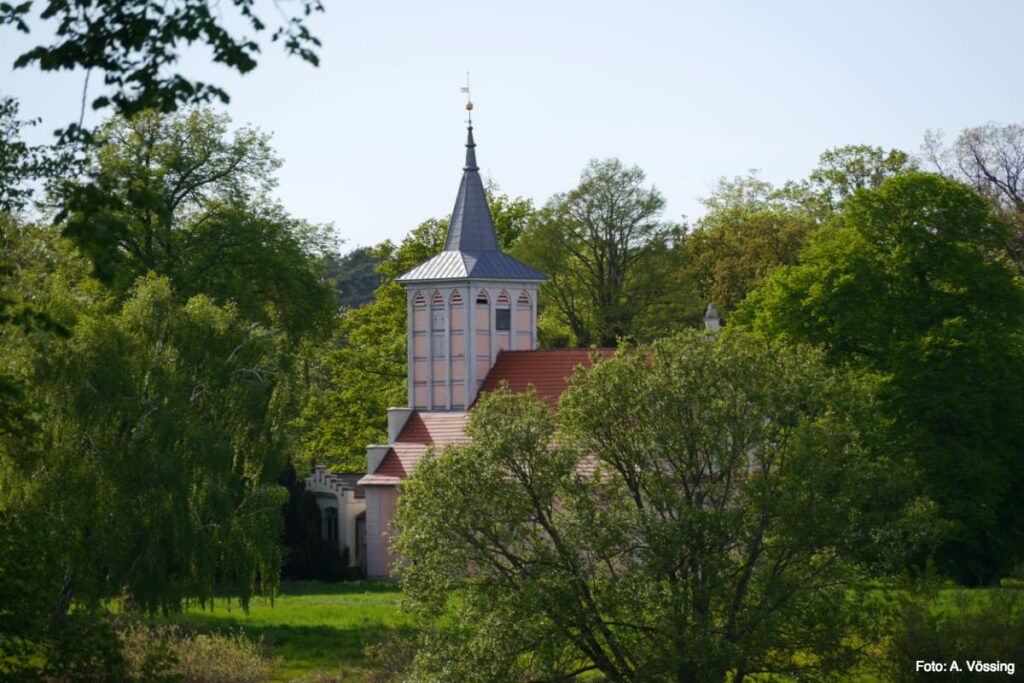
[306,111,661,580]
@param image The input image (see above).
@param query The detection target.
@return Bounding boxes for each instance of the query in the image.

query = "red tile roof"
[360,412,471,485]
[478,349,614,409]
[359,348,615,485]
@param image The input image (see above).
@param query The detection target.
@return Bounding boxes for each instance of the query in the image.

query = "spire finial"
[460,72,473,125]
[460,73,478,171]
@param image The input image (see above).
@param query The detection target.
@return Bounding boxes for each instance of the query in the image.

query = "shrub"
[883,589,1024,681]
[119,622,273,683]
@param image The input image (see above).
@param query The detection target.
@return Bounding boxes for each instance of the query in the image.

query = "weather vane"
[460,72,473,123]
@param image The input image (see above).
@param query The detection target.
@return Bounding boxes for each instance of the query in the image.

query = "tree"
[0,95,45,212]
[325,247,384,310]
[1,0,323,124]
[513,158,678,347]
[738,172,1024,584]
[680,173,816,315]
[2,269,292,614]
[62,108,337,340]
[923,123,1024,269]
[806,145,917,216]
[394,330,921,682]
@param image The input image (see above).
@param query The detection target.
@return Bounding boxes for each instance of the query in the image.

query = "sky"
[2,0,1023,249]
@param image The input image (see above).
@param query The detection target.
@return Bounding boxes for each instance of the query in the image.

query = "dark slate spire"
[395,112,547,284]
[443,123,500,253]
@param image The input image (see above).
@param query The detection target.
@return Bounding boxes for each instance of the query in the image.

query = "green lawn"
[156,581,414,682]
[149,581,1021,682]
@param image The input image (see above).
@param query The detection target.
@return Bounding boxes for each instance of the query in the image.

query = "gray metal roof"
[397,122,548,284]
[397,250,547,282]
[443,125,500,253]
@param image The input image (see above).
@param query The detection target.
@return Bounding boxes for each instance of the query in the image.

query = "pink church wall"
[379,486,398,576]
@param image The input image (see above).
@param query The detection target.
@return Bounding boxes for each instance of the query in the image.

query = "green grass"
[146,581,1022,682]
[154,581,414,682]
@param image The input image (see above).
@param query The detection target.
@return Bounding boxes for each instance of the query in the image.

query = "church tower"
[396,113,546,410]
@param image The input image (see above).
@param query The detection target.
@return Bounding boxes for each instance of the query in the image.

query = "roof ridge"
[495,348,617,354]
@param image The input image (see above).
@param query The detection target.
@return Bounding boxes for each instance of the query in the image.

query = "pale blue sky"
[2,0,1023,248]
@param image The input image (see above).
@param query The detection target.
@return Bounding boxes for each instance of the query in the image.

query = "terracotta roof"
[478,349,615,409]
[359,348,616,486]
[360,412,471,485]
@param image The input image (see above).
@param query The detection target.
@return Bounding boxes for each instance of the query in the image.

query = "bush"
[119,622,273,683]
[42,613,130,682]
[883,589,1024,681]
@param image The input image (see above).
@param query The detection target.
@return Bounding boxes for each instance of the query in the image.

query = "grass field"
[150,581,1022,682]
[156,581,414,682]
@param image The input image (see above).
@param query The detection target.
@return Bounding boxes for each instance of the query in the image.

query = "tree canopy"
[62,108,337,340]
[738,171,1024,584]
[394,330,923,682]
[1,0,323,123]
[513,158,679,347]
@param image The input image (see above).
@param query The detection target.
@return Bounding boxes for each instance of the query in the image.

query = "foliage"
[2,266,293,613]
[512,158,678,347]
[806,145,917,216]
[0,0,323,123]
[119,622,273,683]
[326,247,384,310]
[680,172,816,315]
[882,589,1024,681]
[394,330,919,682]
[0,94,44,212]
[739,172,1024,585]
[923,123,1024,269]
[60,108,337,340]
[279,463,350,582]
[0,509,63,679]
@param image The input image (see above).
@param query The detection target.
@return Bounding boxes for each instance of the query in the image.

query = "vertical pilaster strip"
[445,289,452,410]
[489,287,497,365]
[510,288,519,350]
[466,285,476,405]
[531,286,538,350]
[426,293,434,411]
[406,290,414,406]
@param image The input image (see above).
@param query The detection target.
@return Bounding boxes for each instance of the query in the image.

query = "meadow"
[146,580,1024,682]
[156,581,415,682]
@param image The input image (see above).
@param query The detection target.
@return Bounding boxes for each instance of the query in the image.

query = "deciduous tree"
[394,331,921,682]
[62,108,337,340]
[923,123,1024,269]
[513,158,677,347]
[3,270,292,614]
[1,0,323,123]
[738,172,1024,584]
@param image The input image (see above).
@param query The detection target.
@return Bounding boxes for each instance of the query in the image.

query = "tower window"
[496,309,511,331]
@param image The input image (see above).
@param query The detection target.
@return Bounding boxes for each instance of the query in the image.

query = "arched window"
[517,291,531,306]
[450,290,463,305]
[323,507,339,543]
[431,291,446,355]
[475,290,489,305]
[496,290,511,331]
[412,292,427,307]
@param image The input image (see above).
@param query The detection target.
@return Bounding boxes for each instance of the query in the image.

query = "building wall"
[305,467,365,568]
[364,485,399,580]
[407,283,538,411]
